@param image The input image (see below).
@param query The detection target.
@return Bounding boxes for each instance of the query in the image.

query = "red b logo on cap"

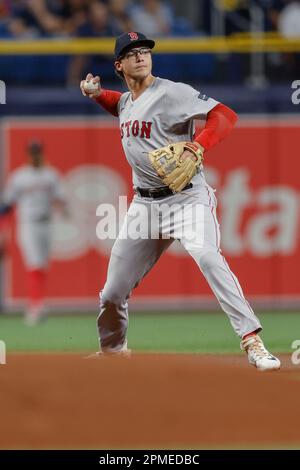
[128,32,138,41]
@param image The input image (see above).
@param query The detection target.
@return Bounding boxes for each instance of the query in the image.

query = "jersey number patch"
[198,93,209,101]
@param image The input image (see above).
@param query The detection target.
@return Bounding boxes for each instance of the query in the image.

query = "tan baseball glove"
[148,142,204,193]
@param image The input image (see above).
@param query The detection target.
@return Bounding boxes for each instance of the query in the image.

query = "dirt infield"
[0,353,299,449]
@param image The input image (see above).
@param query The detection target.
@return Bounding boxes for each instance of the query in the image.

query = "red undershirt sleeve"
[94,89,122,117]
[194,103,238,151]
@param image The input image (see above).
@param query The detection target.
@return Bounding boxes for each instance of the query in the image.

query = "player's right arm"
[80,73,121,117]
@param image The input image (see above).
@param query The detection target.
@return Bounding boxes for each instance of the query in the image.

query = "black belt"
[135,183,193,199]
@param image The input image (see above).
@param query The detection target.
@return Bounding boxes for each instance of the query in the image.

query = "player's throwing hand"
[80,73,101,99]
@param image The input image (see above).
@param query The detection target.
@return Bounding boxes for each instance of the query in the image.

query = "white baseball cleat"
[240,335,281,371]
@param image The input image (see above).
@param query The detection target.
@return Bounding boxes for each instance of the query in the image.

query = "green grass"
[0,311,299,354]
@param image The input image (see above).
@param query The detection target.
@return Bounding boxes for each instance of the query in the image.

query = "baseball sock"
[27,268,47,308]
[242,329,261,340]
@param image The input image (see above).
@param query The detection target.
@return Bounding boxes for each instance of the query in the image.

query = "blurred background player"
[0,139,68,325]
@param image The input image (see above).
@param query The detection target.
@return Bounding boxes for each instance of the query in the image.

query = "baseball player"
[0,140,67,325]
[80,32,280,370]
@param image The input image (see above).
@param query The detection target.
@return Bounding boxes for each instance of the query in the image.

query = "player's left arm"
[164,83,237,155]
[50,171,70,217]
[193,103,238,151]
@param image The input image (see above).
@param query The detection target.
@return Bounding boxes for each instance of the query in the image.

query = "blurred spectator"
[108,0,134,35]
[278,0,300,36]
[212,0,295,36]
[221,0,252,35]
[11,0,65,37]
[130,0,174,36]
[7,17,38,38]
[263,0,300,78]
[57,0,90,36]
[74,0,114,37]
[276,1,300,76]
[67,1,114,86]
[0,0,35,38]
[7,0,90,37]
[262,0,282,29]
[0,0,11,37]
[0,0,10,20]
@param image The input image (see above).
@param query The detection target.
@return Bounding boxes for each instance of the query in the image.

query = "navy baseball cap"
[115,32,155,59]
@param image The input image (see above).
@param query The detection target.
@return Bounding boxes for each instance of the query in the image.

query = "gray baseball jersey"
[2,165,65,268]
[3,165,65,222]
[118,77,218,203]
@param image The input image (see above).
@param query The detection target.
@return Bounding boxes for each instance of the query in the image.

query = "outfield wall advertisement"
[2,118,299,308]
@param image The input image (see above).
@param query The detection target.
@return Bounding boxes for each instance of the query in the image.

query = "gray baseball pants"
[97,190,262,352]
